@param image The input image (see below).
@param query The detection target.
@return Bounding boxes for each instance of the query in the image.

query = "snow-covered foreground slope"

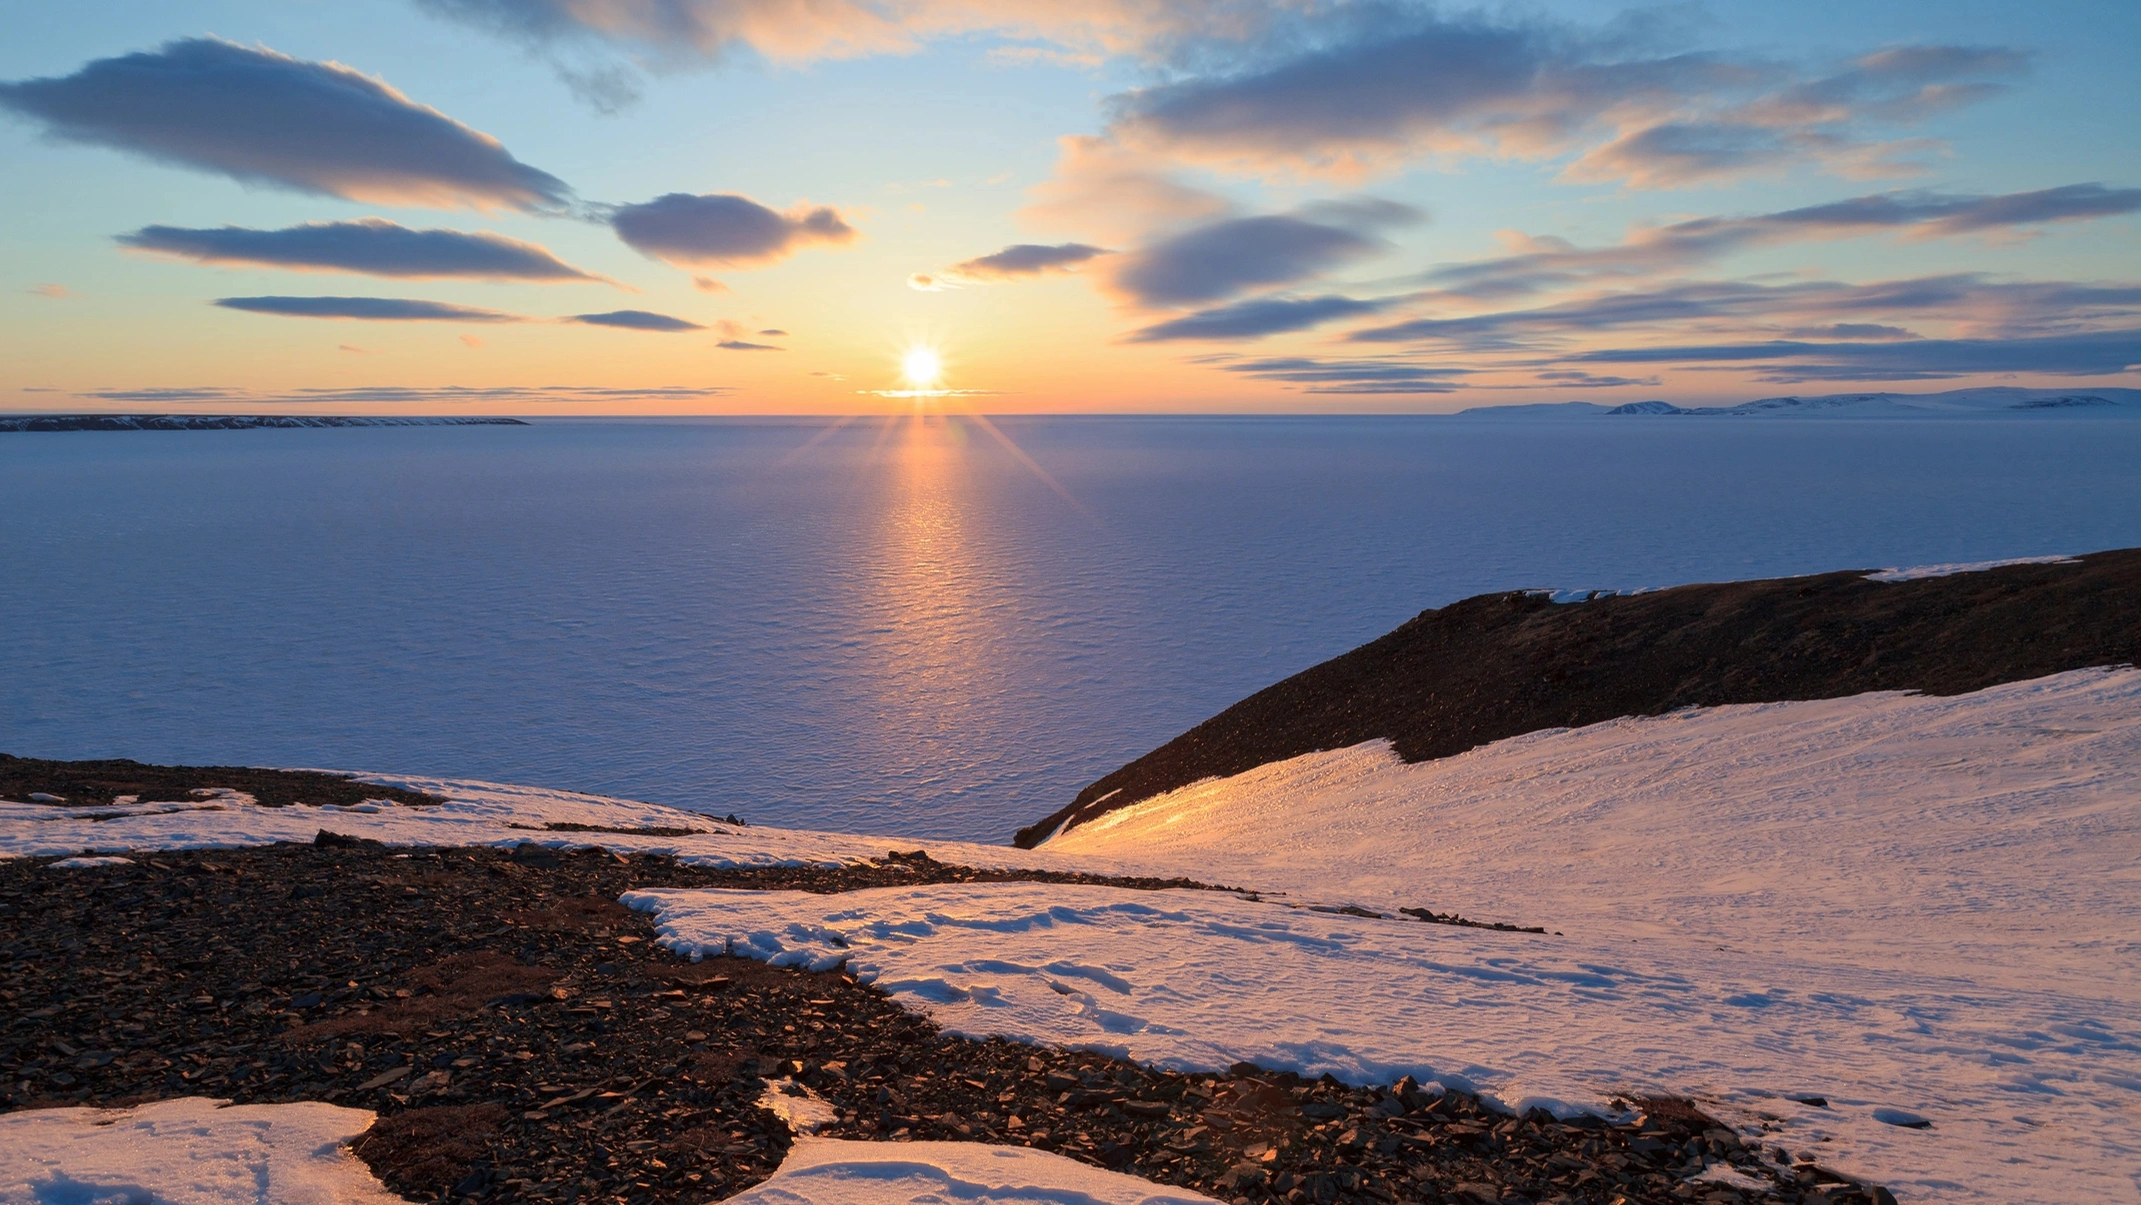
[618,669,2141,1204]
[0,1097,403,1205]
[1047,667,2141,990]
[6,668,2138,1202]
[625,878,2136,1205]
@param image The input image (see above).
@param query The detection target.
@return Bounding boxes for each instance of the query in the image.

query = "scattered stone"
[0,842,1880,1205]
[0,753,445,809]
[1398,907,1549,935]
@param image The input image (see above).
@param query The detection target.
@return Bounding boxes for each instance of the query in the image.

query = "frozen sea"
[4,413,2140,842]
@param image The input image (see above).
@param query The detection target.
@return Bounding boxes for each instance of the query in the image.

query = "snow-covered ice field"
[8,416,2141,840]
[6,668,2137,1202]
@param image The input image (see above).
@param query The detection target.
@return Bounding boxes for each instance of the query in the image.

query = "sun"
[901,346,942,389]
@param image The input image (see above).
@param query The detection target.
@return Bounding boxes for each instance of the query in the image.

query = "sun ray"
[957,410,1094,520]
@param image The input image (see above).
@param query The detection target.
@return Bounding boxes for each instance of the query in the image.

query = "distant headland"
[0,414,529,432]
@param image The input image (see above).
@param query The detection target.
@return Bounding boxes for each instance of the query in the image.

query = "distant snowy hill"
[1458,386,2141,418]
[0,414,528,431]
[1450,400,1612,417]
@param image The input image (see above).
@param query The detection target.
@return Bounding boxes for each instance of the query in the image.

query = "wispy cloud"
[1130,294,1388,341]
[950,242,1108,281]
[1567,327,2141,382]
[1350,275,2141,348]
[82,384,732,404]
[1111,199,1421,306]
[1216,355,1471,394]
[566,308,703,331]
[1102,12,2022,186]
[415,0,1291,69]
[81,387,234,403]
[213,295,523,321]
[1416,183,2141,303]
[0,38,569,210]
[120,219,605,282]
[610,192,856,269]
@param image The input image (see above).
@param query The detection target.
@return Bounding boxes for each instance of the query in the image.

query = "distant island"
[1454,386,2141,418]
[0,414,529,432]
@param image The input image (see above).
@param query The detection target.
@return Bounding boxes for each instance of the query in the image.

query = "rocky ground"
[2,841,1893,1205]
[0,753,447,808]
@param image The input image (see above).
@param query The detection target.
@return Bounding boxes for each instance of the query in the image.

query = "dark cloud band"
[1569,328,2141,382]
[85,385,732,404]
[0,38,569,210]
[1130,295,1387,342]
[121,219,601,282]
[567,309,704,331]
[611,193,856,268]
[948,243,1108,281]
[1105,14,2024,186]
[214,296,522,322]
[1114,203,1419,307]
[1218,355,1470,394]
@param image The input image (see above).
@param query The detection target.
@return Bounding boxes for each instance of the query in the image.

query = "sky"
[2,0,2138,414]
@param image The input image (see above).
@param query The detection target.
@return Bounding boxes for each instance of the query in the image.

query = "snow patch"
[0,776,1082,876]
[0,1097,402,1205]
[725,1136,1222,1205]
[1865,554,2079,581]
[760,1079,840,1134]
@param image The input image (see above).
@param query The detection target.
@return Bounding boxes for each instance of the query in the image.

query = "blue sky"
[3,0,2137,412]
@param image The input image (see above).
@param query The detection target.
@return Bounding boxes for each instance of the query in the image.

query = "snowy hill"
[1607,387,2141,417]
[1020,549,2141,846]
[1455,387,2141,418]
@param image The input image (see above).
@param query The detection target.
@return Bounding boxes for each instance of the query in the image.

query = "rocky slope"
[1018,549,2141,845]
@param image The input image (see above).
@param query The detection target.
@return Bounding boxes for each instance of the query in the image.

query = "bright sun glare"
[901,347,943,389]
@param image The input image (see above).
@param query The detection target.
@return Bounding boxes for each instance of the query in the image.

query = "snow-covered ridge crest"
[0,773,1080,872]
[1536,552,2081,598]
[1864,553,2080,581]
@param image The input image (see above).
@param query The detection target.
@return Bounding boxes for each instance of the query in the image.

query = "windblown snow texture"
[726,1137,1223,1205]
[0,1096,402,1205]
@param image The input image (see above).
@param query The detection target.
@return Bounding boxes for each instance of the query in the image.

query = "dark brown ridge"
[1017,547,2141,847]
[0,755,447,810]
